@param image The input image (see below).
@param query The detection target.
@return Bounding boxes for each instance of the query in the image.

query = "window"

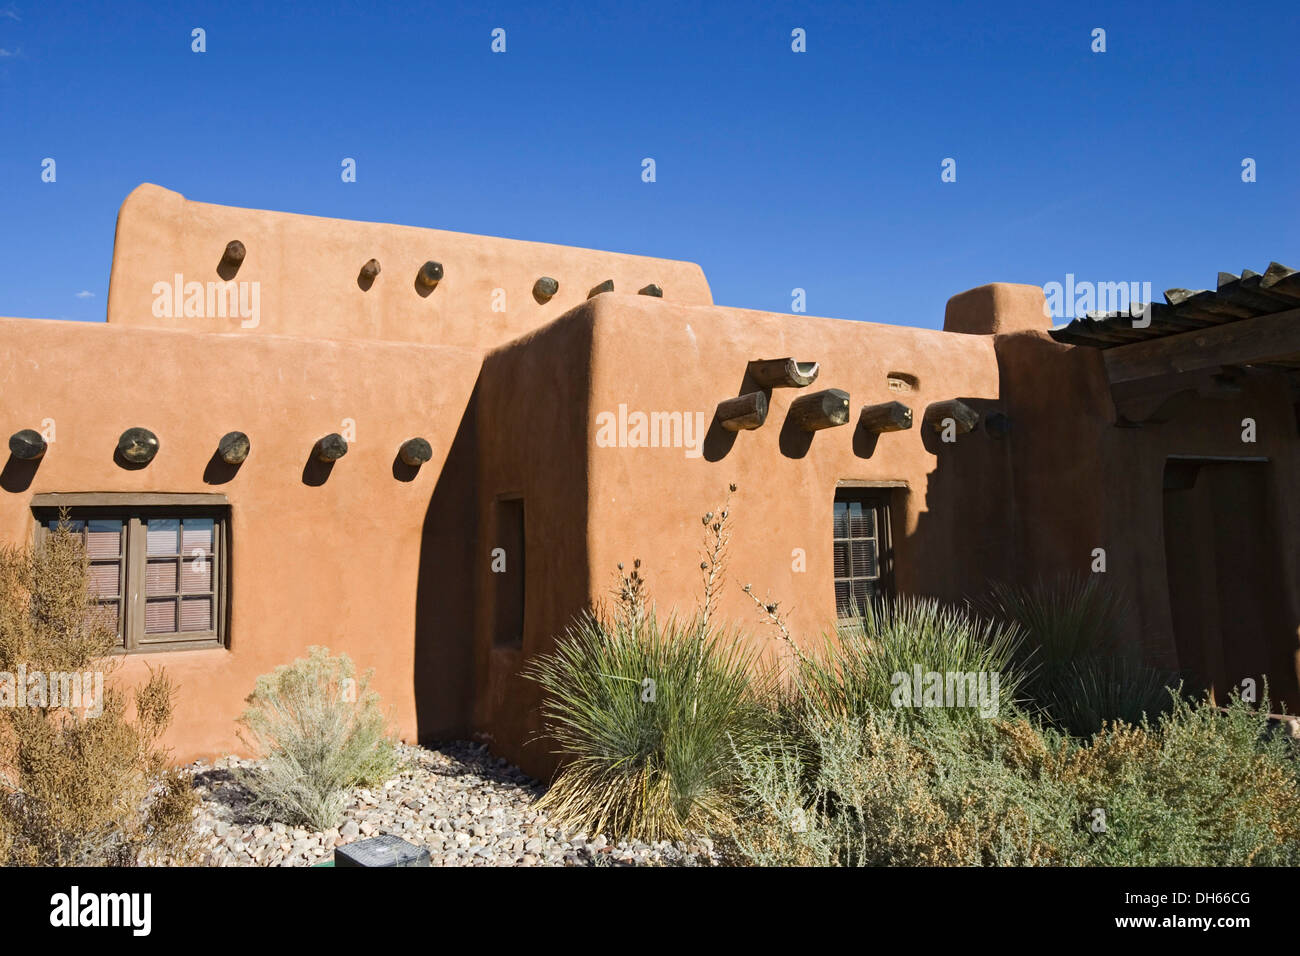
[492,497,525,649]
[33,495,229,652]
[833,491,893,620]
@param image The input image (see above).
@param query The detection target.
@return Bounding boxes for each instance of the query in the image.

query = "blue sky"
[0,0,1295,327]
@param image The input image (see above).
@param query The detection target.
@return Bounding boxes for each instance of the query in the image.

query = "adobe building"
[2,184,1298,775]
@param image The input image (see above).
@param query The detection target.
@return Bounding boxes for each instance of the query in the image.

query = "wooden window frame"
[833,488,895,622]
[31,494,230,654]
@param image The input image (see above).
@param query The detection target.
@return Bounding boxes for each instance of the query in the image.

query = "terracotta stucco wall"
[106,184,712,349]
[0,316,481,762]
[995,330,1300,707]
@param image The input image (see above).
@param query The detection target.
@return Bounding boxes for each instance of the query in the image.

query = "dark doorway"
[1162,458,1297,711]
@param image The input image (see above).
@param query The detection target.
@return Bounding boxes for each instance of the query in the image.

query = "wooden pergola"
[1049,263,1300,426]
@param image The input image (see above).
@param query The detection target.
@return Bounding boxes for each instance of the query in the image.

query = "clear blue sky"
[1,0,1295,326]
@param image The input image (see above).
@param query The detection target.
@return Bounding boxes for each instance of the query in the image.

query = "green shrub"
[730,692,1300,866]
[238,646,398,830]
[976,576,1180,736]
[527,608,765,842]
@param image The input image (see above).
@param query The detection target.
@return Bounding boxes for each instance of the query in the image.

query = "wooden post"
[8,429,47,461]
[218,431,250,465]
[923,400,979,434]
[716,392,768,431]
[638,284,663,297]
[117,427,160,464]
[359,259,381,282]
[588,279,615,298]
[788,388,850,431]
[416,260,444,290]
[746,358,820,388]
[399,437,433,466]
[533,276,559,303]
[315,433,349,462]
[858,401,912,433]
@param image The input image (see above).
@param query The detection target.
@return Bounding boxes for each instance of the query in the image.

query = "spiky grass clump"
[797,596,1025,725]
[239,646,399,830]
[977,576,1179,735]
[527,610,765,842]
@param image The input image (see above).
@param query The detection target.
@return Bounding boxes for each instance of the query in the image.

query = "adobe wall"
[578,293,1013,645]
[106,185,712,349]
[465,291,1023,777]
[0,316,482,762]
[470,307,598,774]
[995,330,1300,707]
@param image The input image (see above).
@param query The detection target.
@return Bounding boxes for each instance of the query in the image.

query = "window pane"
[146,519,180,556]
[852,539,878,579]
[182,518,214,558]
[87,561,121,598]
[852,581,874,616]
[49,518,86,534]
[833,501,849,538]
[833,540,850,578]
[180,597,212,632]
[145,599,177,633]
[182,557,212,593]
[848,502,874,537]
[86,520,123,558]
[146,559,178,596]
[90,600,121,638]
[835,580,852,618]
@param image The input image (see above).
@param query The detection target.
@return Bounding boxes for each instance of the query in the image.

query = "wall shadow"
[301,451,336,486]
[203,451,242,485]
[412,384,479,744]
[0,454,39,493]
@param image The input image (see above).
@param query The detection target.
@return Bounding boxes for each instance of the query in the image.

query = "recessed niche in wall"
[492,497,525,649]
[886,372,919,393]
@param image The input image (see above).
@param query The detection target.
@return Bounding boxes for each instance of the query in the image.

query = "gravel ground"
[187,741,719,867]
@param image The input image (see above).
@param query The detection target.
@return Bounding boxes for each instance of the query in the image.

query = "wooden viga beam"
[315,433,349,462]
[788,388,850,431]
[399,437,433,466]
[218,431,250,465]
[857,401,912,433]
[716,391,768,431]
[117,427,160,464]
[922,400,979,434]
[746,358,820,388]
[8,428,47,460]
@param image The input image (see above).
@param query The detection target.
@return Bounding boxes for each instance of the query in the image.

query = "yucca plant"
[527,608,765,841]
[976,576,1180,736]
[796,596,1026,725]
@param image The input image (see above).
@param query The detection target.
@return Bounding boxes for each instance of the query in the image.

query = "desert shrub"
[796,596,1026,725]
[730,692,1300,866]
[527,608,766,842]
[0,511,198,866]
[1056,691,1300,866]
[238,646,398,830]
[976,576,1180,736]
